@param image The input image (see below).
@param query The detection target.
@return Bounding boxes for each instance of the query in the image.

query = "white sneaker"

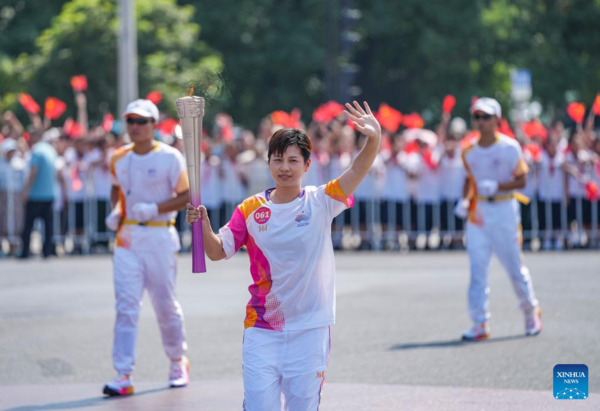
[462,322,490,341]
[103,374,134,396]
[169,356,190,388]
[525,307,542,336]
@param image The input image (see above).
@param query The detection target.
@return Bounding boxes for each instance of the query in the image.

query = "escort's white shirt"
[462,133,528,226]
[217,179,353,331]
[110,142,189,251]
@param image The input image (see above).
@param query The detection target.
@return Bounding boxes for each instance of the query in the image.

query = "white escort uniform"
[462,133,539,324]
[109,142,189,375]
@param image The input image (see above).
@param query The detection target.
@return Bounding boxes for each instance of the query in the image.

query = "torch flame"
[187,85,195,97]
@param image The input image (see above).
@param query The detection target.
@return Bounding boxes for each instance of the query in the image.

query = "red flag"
[70,75,88,92]
[45,97,67,120]
[586,181,599,201]
[522,120,548,140]
[496,118,515,138]
[146,91,163,105]
[63,117,83,139]
[404,140,420,154]
[376,103,403,133]
[593,94,600,116]
[524,144,542,162]
[471,96,479,108]
[567,102,586,124]
[312,101,345,123]
[402,113,424,129]
[271,111,294,128]
[442,95,456,114]
[158,118,178,135]
[18,93,40,115]
[102,113,114,133]
[422,148,438,170]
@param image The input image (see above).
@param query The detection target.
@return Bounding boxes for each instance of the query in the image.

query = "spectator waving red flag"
[593,94,600,116]
[497,118,515,138]
[45,97,67,120]
[376,103,403,133]
[70,75,88,92]
[442,95,456,114]
[271,111,294,128]
[19,93,40,115]
[146,91,163,105]
[158,118,178,135]
[586,181,599,201]
[567,102,585,124]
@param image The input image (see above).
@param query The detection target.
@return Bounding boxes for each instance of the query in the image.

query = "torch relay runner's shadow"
[4,387,170,411]
[390,334,528,350]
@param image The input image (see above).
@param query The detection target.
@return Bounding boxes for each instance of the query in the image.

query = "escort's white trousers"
[466,201,538,324]
[112,246,187,375]
[242,326,330,411]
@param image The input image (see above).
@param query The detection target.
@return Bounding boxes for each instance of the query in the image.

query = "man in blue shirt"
[20,129,58,259]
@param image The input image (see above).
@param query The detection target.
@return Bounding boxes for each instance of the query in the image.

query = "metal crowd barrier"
[2,190,599,257]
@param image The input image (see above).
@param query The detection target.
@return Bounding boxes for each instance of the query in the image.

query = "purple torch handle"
[176,96,207,273]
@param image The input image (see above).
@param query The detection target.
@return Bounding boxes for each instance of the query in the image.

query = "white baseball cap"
[123,99,159,122]
[1,139,17,154]
[471,97,502,118]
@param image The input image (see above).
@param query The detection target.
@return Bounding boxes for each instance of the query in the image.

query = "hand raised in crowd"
[344,101,381,140]
[186,203,210,225]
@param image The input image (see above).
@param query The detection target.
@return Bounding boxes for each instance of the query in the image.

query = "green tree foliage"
[2,0,221,124]
[181,0,327,127]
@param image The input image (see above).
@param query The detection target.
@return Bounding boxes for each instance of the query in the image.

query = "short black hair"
[268,128,312,163]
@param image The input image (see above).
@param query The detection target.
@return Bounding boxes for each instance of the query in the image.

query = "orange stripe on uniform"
[110,145,133,182]
[239,196,268,220]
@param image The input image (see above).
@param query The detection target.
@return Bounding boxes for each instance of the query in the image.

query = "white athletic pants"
[466,219,538,324]
[242,326,330,411]
[112,246,187,375]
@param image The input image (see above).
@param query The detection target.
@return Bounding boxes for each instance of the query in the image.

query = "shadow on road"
[390,334,528,350]
[4,387,170,410]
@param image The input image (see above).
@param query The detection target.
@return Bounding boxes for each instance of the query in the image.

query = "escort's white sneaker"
[103,374,134,396]
[462,322,490,341]
[169,356,190,388]
[525,307,542,336]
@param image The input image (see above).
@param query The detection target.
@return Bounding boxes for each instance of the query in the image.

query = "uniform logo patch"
[295,212,310,227]
[254,207,271,224]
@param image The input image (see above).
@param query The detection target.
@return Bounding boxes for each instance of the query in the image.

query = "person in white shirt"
[439,137,466,244]
[537,137,565,249]
[186,101,381,411]
[455,98,541,341]
[0,139,27,253]
[102,99,191,396]
[381,133,411,242]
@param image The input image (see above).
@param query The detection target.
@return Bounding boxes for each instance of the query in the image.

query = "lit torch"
[176,89,207,273]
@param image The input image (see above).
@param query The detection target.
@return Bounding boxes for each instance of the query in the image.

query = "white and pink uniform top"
[217,179,353,331]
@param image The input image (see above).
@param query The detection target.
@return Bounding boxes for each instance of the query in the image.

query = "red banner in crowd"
[442,95,456,114]
[102,113,114,133]
[402,113,424,129]
[45,97,67,120]
[567,102,585,124]
[376,103,403,133]
[64,118,83,139]
[593,94,600,116]
[159,118,178,135]
[522,119,548,140]
[70,75,88,92]
[312,101,345,123]
[146,91,163,105]
[19,93,40,115]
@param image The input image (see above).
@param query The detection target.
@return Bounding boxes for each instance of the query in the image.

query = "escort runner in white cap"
[102,99,191,396]
[455,97,542,341]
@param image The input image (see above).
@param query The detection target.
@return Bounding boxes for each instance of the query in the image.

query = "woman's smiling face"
[269,144,311,188]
